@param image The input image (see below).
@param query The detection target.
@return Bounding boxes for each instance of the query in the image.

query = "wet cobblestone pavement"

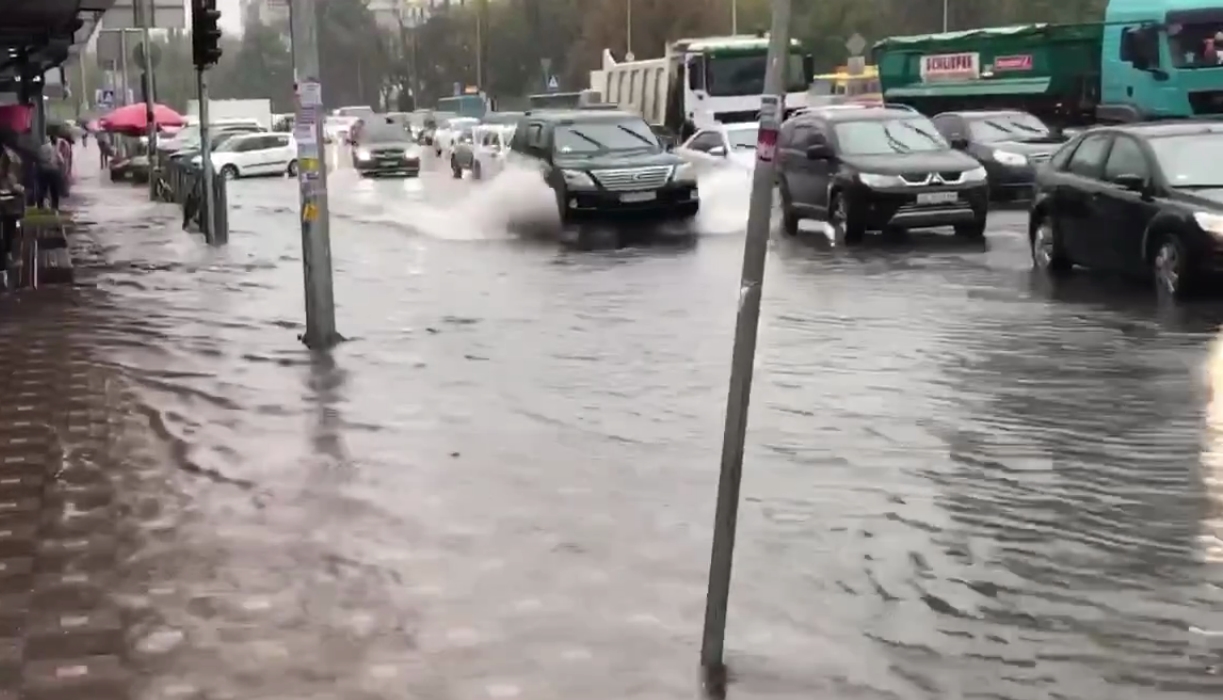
[14,148,1223,699]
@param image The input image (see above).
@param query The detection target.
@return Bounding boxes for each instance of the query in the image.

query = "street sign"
[96,88,115,109]
[846,32,866,56]
[546,75,559,92]
[453,81,462,96]
[101,0,185,29]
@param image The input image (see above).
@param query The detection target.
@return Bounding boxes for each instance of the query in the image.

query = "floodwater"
[62,149,1223,699]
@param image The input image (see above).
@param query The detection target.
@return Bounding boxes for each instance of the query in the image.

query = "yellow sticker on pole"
[300,157,319,172]
[302,202,318,222]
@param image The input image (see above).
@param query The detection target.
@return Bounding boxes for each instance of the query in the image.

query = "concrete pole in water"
[289,0,340,349]
[700,0,790,681]
[138,0,158,200]
[196,69,216,243]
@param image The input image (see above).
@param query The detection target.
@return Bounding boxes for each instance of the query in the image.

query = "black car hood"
[1167,187,1223,210]
[554,150,683,170]
[982,139,1060,156]
[841,150,979,174]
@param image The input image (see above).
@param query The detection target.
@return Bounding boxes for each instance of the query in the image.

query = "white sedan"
[470,125,515,179]
[676,122,759,170]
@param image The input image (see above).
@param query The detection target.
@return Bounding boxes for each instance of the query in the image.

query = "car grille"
[1189,90,1223,115]
[900,172,928,184]
[371,148,404,157]
[899,171,966,185]
[590,166,672,191]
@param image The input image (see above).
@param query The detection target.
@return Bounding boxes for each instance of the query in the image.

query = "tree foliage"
[69,0,1113,116]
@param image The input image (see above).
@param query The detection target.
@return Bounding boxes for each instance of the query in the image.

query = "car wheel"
[451,158,462,179]
[220,165,239,180]
[1152,233,1193,299]
[829,191,864,245]
[556,188,574,225]
[286,160,298,177]
[1030,215,1071,274]
[779,183,799,236]
[472,162,483,180]
[954,218,987,239]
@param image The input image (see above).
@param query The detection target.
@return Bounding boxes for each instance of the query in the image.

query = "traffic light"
[192,0,223,69]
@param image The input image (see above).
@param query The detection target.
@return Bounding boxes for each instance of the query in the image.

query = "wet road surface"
[56,147,1223,698]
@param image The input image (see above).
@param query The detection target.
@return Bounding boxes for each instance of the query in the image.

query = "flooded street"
[63,152,1223,699]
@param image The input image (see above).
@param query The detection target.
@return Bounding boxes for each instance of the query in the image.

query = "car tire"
[954,218,987,239]
[472,162,483,180]
[1030,215,1071,274]
[556,188,574,225]
[675,202,700,221]
[451,158,462,179]
[286,160,298,177]
[829,190,864,245]
[779,183,799,236]
[220,165,239,180]
[1151,232,1193,299]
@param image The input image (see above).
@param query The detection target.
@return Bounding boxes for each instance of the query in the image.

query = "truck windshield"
[1151,133,1223,187]
[704,53,808,96]
[554,120,660,154]
[967,114,1050,142]
[1168,21,1223,68]
[834,118,949,155]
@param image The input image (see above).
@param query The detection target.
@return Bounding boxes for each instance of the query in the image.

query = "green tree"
[318,0,390,109]
[211,17,294,111]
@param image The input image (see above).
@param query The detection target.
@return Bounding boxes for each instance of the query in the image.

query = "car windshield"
[726,127,758,149]
[967,114,1050,142]
[210,132,242,150]
[553,120,660,154]
[360,124,409,143]
[1150,133,1223,187]
[704,52,808,96]
[834,118,949,155]
[1168,21,1223,68]
[213,137,249,153]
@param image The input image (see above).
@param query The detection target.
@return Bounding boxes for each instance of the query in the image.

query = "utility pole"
[197,70,215,241]
[700,0,790,683]
[474,0,483,90]
[732,0,738,34]
[138,0,158,200]
[118,30,129,105]
[191,0,223,243]
[625,0,634,61]
[943,0,949,32]
[289,0,340,349]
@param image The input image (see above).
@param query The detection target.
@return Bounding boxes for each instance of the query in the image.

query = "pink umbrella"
[99,103,187,135]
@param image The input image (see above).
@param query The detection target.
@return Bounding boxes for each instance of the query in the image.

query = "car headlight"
[562,169,595,188]
[672,162,697,183]
[962,166,988,182]
[992,150,1028,166]
[857,172,905,188]
[1194,211,1223,236]
[356,149,371,160]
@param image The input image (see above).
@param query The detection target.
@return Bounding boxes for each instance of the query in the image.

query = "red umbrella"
[99,103,186,135]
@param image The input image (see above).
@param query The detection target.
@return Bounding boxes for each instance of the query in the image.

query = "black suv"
[777,107,989,243]
[506,109,698,223]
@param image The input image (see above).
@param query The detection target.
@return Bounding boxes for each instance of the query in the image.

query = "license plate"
[916,191,958,205]
[620,191,657,203]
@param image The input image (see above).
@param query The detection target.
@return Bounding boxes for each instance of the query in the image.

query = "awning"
[885,77,1052,99]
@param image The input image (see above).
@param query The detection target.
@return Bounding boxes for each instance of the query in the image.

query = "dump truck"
[873,0,1223,127]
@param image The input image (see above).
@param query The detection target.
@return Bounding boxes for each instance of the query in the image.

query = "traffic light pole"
[289,0,340,349]
[700,0,791,685]
[197,68,216,244]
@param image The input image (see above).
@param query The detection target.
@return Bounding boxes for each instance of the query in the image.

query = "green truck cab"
[874,0,1223,126]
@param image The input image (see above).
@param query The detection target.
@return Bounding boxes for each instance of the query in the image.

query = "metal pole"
[118,30,129,107]
[732,0,738,34]
[78,57,88,117]
[197,68,216,244]
[139,0,158,199]
[289,0,340,349]
[625,0,633,61]
[699,0,790,679]
[475,1,482,90]
[943,0,949,32]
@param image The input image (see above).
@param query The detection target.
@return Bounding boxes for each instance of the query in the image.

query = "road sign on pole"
[700,0,792,687]
[289,0,341,350]
[546,75,559,92]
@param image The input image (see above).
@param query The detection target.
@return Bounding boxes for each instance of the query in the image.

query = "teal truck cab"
[874,0,1223,125]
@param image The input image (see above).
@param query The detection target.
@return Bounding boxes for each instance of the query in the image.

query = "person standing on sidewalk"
[34,137,64,211]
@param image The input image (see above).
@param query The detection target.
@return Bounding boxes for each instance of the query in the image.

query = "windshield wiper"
[982,119,1018,135]
[896,121,943,145]
[565,129,605,149]
[1008,121,1045,134]
[880,123,912,153]
[616,124,657,147]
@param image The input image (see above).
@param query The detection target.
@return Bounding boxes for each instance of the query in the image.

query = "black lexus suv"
[777,107,989,243]
[506,109,699,223]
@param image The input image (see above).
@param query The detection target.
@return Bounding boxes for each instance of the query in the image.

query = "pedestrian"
[97,131,112,169]
[34,137,63,211]
[56,134,73,193]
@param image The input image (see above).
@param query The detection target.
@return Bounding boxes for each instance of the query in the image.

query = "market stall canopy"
[99,103,187,135]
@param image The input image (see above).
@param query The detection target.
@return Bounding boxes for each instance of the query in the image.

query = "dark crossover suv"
[777,107,989,243]
[507,109,699,223]
[352,118,421,177]
[931,110,1065,201]
[1029,121,1223,299]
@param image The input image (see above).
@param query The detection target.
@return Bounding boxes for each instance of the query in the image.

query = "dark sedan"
[1029,121,1223,298]
[352,120,422,177]
[932,110,1066,201]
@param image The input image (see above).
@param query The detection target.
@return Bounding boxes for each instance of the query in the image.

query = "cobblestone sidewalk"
[0,293,130,700]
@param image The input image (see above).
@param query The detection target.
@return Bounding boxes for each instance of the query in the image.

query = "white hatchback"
[471,125,515,180]
[195,132,297,179]
[677,122,760,170]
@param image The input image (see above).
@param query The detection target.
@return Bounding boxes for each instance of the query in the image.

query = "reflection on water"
[62,152,1223,698]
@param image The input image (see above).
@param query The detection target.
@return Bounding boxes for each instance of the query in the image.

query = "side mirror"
[1112,173,1148,193]
[708,145,727,157]
[806,143,833,159]
[950,136,969,149]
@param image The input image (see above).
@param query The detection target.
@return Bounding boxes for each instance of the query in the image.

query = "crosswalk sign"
[547,75,559,92]
[96,88,114,108]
